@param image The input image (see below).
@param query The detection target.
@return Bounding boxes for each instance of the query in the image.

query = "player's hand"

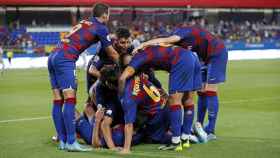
[119,148,131,154]
[132,44,144,55]
[95,108,104,123]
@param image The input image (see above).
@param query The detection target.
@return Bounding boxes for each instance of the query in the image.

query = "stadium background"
[0,1,279,158]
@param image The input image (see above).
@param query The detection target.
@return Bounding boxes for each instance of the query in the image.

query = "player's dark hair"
[92,3,109,17]
[100,65,120,88]
[116,27,131,39]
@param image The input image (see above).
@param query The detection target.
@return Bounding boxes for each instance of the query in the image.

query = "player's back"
[55,17,111,61]
[124,74,163,117]
[129,45,190,72]
[174,26,224,61]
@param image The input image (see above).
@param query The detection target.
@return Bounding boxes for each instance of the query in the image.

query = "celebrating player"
[47,3,119,151]
[133,26,228,142]
[119,45,201,153]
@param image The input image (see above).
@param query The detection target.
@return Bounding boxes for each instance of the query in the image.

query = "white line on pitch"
[0,116,51,123]
[0,96,279,124]
[221,96,280,104]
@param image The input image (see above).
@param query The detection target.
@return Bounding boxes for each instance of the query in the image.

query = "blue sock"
[52,100,66,142]
[197,92,207,125]
[168,104,182,138]
[63,98,76,144]
[182,105,194,135]
[205,91,219,134]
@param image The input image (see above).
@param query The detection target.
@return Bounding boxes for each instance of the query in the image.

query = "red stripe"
[197,91,206,96]
[169,104,182,111]
[205,91,217,96]
[53,99,64,106]
[65,98,77,105]
[184,104,194,110]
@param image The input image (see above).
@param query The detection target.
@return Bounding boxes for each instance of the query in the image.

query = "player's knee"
[102,117,112,127]
[63,89,76,98]
[205,84,218,92]
[52,89,63,100]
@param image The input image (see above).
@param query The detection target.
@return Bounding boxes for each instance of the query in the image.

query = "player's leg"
[165,93,183,151]
[204,48,228,139]
[197,64,208,125]
[57,63,91,152]
[181,92,195,148]
[48,55,66,150]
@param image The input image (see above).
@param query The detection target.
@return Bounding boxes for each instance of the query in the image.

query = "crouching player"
[119,45,201,152]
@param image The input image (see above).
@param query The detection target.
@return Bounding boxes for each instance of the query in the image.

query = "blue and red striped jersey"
[129,45,190,72]
[121,74,164,124]
[56,17,112,61]
[173,26,225,62]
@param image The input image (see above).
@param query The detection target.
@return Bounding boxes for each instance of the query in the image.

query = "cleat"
[189,135,200,144]
[207,133,217,141]
[182,138,190,148]
[65,141,92,152]
[158,142,182,151]
[58,141,66,150]
[193,122,208,143]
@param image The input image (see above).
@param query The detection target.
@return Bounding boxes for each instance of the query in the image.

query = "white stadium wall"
[2,49,280,69]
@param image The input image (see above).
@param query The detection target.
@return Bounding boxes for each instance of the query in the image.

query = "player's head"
[92,3,110,23]
[100,65,120,90]
[115,27,131,54]
[120,53,132,70]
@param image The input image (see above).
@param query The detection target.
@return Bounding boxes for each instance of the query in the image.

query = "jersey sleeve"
[96,26,112,49]
[173,28,192,40]
[128,52,147,71]
[90,55,103,70]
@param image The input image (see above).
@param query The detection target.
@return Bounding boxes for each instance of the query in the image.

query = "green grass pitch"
[0,59,280,158]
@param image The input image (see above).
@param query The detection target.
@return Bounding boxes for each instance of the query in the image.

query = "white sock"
[172,136,181,144]
[181,133,190,140]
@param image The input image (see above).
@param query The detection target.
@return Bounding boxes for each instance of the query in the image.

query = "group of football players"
[48,2,228,154]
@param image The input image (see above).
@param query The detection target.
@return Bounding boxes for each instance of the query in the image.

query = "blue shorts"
[76,116,94,145]
[143,108,171,144]
[104,100,124,126]
[48,50,77,90]
[169,51,201,94]
[203,48,228,84]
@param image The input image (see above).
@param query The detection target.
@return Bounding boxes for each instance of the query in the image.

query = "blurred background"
[0,0,279,59]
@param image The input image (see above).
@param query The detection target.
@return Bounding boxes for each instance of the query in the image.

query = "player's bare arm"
[132,35,181,54]
[88,65,101,79]
[92,108,104,147]
[118,66,135,96]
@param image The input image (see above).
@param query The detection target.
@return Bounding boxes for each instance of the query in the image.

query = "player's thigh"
[47,56,60,90]
[56,64,77,98]
[207,48,228,84]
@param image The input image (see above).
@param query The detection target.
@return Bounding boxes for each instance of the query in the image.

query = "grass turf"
[0,59,280,158]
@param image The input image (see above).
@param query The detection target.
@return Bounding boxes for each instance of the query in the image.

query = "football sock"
[205,91,219,134]
[52,99,66,142]
[63,98,77,144]
[168,104,182,143]
[197,92,207,125]
[182,104,194,135]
